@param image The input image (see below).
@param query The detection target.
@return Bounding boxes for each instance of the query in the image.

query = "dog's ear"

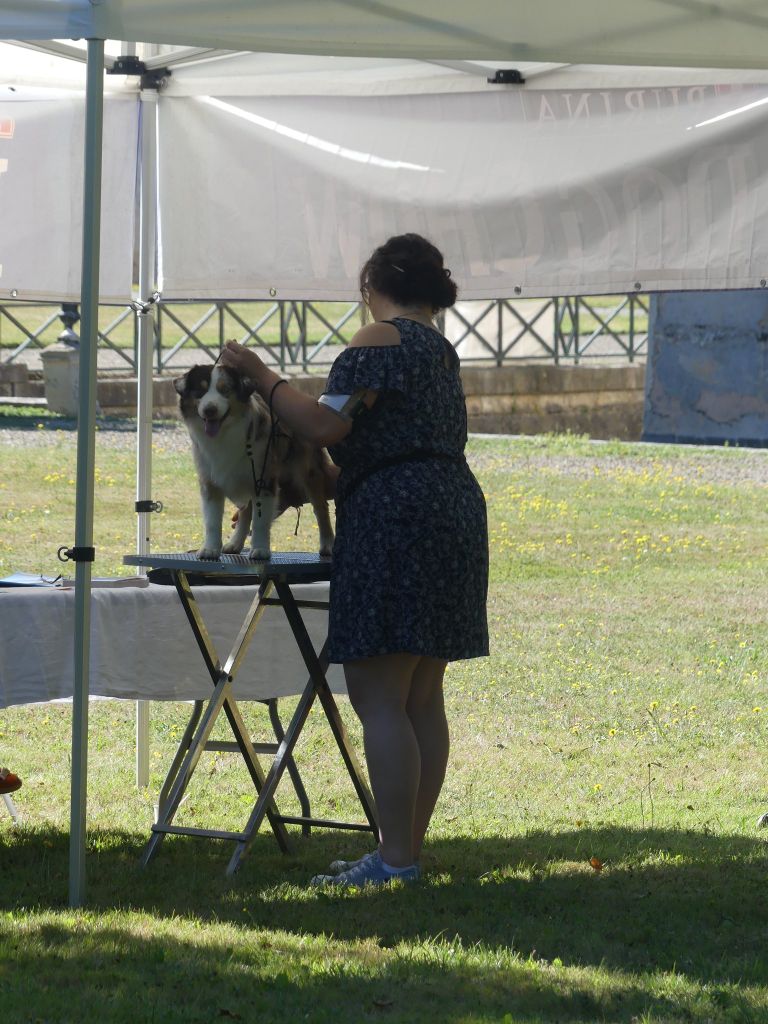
[175,365,212,396]
[236,376,257,402]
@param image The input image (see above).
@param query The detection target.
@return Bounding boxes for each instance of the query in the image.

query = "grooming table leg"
[155,700,204,821]
[176,571,290,851]
[226,678,318,875]
[276,581,377,833]
[220,693,290,852]
[143,672,235,866]
[143,572,289,866]
[268,699,312,837]
[225,582,377,876]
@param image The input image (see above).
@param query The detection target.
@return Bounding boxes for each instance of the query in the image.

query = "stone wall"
[99,363,647,441]
[0,361,646,440]
[0,363,45,399]
[461,364,645,439]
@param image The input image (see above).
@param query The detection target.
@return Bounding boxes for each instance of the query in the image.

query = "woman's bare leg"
[344,653,421,867]
[406,657,449,858]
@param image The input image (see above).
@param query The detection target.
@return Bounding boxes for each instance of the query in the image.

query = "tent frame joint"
[487,68,525,85]
[135,500,164,514]
[57,546,96,564]
[107,55,171,91]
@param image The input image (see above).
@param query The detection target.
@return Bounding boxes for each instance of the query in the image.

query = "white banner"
[0,93,138,302]
[158,83,768,300]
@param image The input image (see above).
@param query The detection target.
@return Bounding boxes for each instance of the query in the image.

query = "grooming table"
[123,551,377,876]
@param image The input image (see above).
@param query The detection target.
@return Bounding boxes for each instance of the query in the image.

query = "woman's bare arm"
[220,333,384,447]
[220,341,353,447]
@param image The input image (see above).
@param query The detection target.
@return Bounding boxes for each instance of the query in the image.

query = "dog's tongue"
[204,418,222,438]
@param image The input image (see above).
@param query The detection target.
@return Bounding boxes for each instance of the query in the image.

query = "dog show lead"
[220,233,489,888]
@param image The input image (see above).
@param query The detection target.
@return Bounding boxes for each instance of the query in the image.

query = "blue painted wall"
[643,291,768,446]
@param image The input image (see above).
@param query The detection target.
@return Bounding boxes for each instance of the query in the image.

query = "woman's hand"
[220,340,265,382]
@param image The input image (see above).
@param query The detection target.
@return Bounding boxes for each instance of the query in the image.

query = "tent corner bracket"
[487,69,525,85]
[107,56,171,91]
[57,546,96,564]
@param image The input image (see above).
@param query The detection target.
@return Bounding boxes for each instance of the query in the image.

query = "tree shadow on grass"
[2,824,767,1003]
[0,410,180,432]
[2,917,727,1024]
[0,410,80,432]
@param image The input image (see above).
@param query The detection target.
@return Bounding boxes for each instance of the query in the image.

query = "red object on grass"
[0,768,22,794]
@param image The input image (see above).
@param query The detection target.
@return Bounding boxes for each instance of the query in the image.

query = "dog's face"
[174,364,255,439]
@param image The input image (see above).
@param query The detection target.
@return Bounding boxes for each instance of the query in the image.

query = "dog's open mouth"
[202,411,228,438]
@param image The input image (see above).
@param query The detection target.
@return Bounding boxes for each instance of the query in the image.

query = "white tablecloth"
[0,582,344,708]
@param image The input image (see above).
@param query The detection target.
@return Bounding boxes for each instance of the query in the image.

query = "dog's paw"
[248,545,271,562]
[222,539,244,555]
[318,542,333,558]
[196,546,222,561]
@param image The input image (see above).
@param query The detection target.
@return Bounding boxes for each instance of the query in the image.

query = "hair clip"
[391,263,405,273]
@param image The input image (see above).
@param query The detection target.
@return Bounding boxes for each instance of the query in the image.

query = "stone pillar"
[41,303,81,417]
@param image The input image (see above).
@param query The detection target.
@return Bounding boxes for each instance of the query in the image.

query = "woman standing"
[221,233,488,886]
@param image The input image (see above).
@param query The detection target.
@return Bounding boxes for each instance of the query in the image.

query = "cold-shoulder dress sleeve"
[324,343,409,396]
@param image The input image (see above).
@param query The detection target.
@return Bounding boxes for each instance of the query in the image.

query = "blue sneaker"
[328,850,378,874]
[311,850,420,888]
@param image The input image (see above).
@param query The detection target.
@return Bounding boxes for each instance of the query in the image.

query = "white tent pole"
[69,36,105,909]
[134,89,158,789]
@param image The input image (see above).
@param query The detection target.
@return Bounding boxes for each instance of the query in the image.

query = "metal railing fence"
[0,294,648,374]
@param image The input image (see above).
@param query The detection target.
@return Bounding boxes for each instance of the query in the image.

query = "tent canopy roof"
[2,1,768,70]
[5,44,768,99]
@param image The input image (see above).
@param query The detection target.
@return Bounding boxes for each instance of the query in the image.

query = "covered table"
[0,553,377,874]
[0,579,342,707]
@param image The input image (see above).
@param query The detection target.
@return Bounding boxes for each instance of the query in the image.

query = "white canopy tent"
[5,48,768,301]
[1,0,768,906]
[5,1,768,68]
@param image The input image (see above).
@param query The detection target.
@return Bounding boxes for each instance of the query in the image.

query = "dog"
[174,363,334,561]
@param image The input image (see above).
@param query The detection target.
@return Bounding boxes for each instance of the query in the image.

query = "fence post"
[573,299,580,365]
[629,295,636,363]
[155,302,163,374]
[300,302,308,373]
[279,301,287,373]
[496,300,503,367]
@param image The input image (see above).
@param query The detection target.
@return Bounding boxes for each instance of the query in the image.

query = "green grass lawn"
[0,416,767,1023]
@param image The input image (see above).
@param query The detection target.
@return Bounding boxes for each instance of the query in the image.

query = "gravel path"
[466,436,768,487]
[1,420,767,487]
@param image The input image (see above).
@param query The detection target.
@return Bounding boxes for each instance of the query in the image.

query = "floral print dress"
[324,317,489,664]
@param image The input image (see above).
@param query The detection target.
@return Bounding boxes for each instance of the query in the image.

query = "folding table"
[123,551,377,876]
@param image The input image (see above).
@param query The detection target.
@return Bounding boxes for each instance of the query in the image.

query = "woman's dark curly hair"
[359,233,458,314]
